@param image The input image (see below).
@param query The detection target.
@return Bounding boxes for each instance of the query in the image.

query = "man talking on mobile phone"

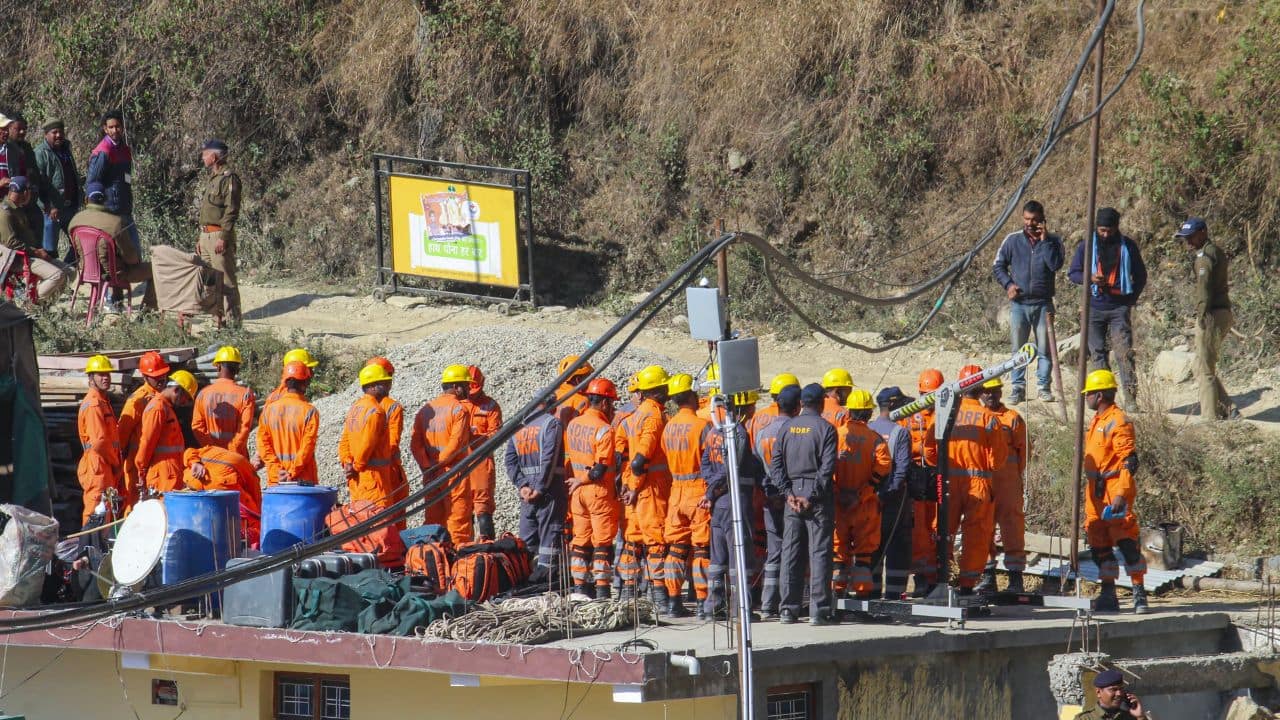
[992,200,1065,404]
[1074,669,1152,719]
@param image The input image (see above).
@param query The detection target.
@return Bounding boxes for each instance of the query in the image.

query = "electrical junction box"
[686,287,727,341]
[717,338,760,396]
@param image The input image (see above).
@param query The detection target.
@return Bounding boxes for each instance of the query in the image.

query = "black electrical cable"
[0,234,735,634]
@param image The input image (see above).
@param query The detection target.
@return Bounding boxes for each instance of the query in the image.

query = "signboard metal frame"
[372,154,537,308]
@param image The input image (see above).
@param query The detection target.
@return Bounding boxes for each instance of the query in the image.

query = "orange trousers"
[621,485,668,587]
[989,471,1026,572]
[571,483,619,547]
[911,500,938,583]
[424,471,473,544]
[77,452,118,524]
[833,490,881,595]
[663,481,710,599]
[945,475,994,588]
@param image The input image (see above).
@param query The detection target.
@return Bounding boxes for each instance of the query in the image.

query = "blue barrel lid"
[165,490,241,498]
[264,484,337,495]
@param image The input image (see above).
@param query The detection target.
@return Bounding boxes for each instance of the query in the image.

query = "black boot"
[1006,572,1024,594]
[1132,585,1149,614]
[595,584,612,600]
[667,597,691,618]
[975,567,997,593]
[652,585,670,614]
[619,585,636,602]
[573,584,594,598]
[1094,582,1119,612]
[474,513,495,541]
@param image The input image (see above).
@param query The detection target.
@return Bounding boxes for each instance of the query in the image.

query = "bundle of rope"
[420,593,658,644]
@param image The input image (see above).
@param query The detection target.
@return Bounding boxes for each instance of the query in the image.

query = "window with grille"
[766,683,816,720]
[275,673,351,720]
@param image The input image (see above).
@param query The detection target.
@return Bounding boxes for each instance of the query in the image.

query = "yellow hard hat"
[844,388,875,411]
[635,365,669,391]
[84,354,113,374]
[626,373,640,393]
[283,348,320,369]
[769,372,800,396]
[667,373,695,395]
[1082,369,1119,394]
[168,370,198,399]
[821,368,854,389]
[213,345,242,364]
[441,364,471,385]
[981,377,1004,389]
[704,363,720,390]
[731,390,759,407]
[359,363,393,387]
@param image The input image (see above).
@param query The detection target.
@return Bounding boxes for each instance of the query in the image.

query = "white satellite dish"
[112,499,167,586]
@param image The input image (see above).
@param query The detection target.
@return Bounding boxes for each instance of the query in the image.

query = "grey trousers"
[1087,305,1137,393]
[871,486,913,598]
[761,498,785,612]
[518,485,566,567]
[781,496,834,617]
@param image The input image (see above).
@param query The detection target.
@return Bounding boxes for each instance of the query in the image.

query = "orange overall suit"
[1084,403,1145,584]
[614,397,670,591]
[834,420,891,595]
[906,408,939,585]
[661,407,713,602]
[135,393,186,494]
[945,397,1008,588]
[412,392,474,543]
[117,383,156,509]
[77,386,122,523]
[339,394,395,504]
[566,407,619,592]
[462,385,502,517]
[257,390,320,485]
[191,377,256,460]
[182,446,263,547]
[989,404,1028,573]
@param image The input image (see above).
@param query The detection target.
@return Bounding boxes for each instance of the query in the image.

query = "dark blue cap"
[1093,669,1125,688]
[85,181,105,200]
[876,386,905,406]
[1175,217,1206,238]
[777,385,801,408]
[201,138,229,153]
[7,176,29,193]
[800,383,825,405]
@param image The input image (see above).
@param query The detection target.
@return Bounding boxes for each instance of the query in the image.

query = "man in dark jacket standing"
[1068,207,1148,404]
[1175,217,1235,420]
[772,384,838,625]
[34,119,81,263]
[992,200,1065,404]
[86,110,139,261]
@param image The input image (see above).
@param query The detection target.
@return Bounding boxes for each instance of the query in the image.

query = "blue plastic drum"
[260,484,337,554]
[161,490,242,601]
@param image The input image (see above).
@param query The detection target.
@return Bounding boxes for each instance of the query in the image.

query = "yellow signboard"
[388,175,521,288]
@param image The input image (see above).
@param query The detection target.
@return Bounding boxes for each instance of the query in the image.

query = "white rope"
[421,593,656,644]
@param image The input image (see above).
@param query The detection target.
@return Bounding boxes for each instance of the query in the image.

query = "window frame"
[765,682,818,720]
[273,672,351,720]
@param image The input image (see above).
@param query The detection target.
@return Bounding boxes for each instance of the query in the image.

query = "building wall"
[0,646,735,720]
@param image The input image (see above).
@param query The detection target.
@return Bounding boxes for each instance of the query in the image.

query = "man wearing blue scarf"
[1068,207,1147,404]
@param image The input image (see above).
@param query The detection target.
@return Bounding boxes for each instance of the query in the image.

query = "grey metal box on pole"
[716,338,760,395]
[685,287,727,341]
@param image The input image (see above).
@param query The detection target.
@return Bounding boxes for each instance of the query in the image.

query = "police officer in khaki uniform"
[1073,669,1151,719]
[1174,217,1235,420]
[195,139,242,325]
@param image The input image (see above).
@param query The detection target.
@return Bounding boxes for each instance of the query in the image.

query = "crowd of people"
[75,337,1151,622]
[0,111,241,322]
[993,200,1237,420]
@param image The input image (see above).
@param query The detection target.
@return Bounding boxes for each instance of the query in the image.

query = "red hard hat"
[585,377,619,400]
[368,356,395,376]
[138,351,171,378]
[918,369,944,394]
[468,365,485,393]
[958,364,983,381]
[283,361,312,381]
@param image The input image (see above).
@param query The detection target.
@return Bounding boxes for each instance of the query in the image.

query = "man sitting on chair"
[69,181,155,311]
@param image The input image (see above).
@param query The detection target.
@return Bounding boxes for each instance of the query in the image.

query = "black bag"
[290,577,365,632]
[907,463,939,502]
[363,589,470,636]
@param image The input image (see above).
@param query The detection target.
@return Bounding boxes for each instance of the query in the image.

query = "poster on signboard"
[388,175,521,288]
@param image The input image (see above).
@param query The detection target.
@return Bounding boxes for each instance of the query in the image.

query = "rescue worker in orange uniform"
[118,351,171,508]
[554,354,592,426]
[339,364,396,506]
[615,365,672,602]
[607,373,641,595]
[750,372,799,619]
[565,377,620,598]
[77,355,122,525]
[191,345,255,459]
[136,370,197,495]
[819,370,854,595]
[906,369,943,597]
[506,395,565,579]
[1082,369,1147,614]
[411,364,475,542]
[820,368,855,427]
[695,364,720,421]
[257,348,320,471]
[976,375,1029,594]
[833,389,891,598]
[182,445,263,548]
[946,365,1008,596]
[462,365,502,540]
[362,357,408,529]
[257,361,319,485]
[701,390,766,619]
[660,372,713,617]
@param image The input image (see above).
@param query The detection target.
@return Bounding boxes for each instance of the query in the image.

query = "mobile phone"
[1118,695,1133,713]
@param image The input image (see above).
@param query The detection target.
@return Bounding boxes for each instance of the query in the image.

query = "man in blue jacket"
[86,110,139,260]
[1068,207,1148,404]
[992,200,1065,404]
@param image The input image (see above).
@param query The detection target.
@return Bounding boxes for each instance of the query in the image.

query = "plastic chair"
[1,249,38,303]
[69,226,131,325]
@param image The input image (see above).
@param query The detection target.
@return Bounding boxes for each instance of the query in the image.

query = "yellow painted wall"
[0,646,735,720]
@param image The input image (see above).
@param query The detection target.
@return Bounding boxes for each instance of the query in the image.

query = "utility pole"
[1069,0,1107,582]
[715,218,730,337]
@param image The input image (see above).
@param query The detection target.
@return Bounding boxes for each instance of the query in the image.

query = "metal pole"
[1047,311,1069,422]
[1070,0,1107,579]
[716,219,730,337]
[373,156,386,289]
[719,405,755,720]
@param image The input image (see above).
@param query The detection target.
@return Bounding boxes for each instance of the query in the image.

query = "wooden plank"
[38,346,196,371]
[1017,532,1088,557]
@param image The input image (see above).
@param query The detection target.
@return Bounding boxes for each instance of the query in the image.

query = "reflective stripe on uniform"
[155,445,184,455]
[209,430,235,440]
[948,468,992,479]
[367,458,392,467]
[672,472,701,482]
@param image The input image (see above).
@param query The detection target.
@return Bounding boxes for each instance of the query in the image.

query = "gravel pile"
[284,325,684,535]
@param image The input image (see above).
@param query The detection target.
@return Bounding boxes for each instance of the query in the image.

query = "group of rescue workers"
[76,343,1149,624]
